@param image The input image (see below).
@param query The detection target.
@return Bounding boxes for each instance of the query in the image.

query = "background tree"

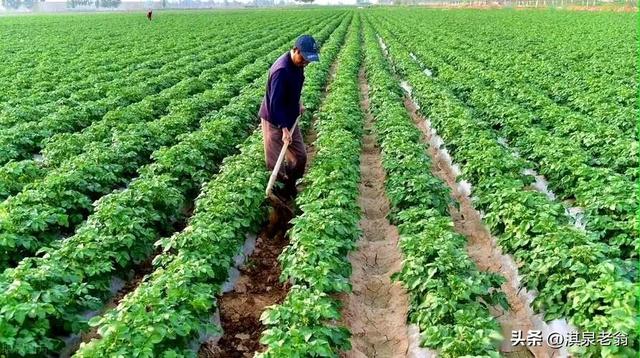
[64,0,120,10]
[67,0,95,8]
[2,0,20,9]
[100,0,121,7]
[2,0,38,10]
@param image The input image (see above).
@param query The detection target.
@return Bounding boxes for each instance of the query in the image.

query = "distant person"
[260,35,319,203]
[147,9,153,21]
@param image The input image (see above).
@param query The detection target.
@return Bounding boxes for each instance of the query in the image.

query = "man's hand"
[282,127,292,145]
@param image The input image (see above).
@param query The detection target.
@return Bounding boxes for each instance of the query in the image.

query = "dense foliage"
[368,9,637,357]
[361,20,507,357]
[73,14,350,358]
[259,15,363,357]
[0,10,345,356]
[0,7,635,358]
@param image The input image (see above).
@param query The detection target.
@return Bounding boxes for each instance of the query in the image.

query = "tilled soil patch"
[199,228,290,358]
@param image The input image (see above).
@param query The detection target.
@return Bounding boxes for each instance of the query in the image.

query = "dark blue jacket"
[258,52,304,129]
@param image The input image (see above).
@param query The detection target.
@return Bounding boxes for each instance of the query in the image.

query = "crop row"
[0,15,319,202]
[42,12,323,165]
[457,15,635,134]
[0,31,215,131]
[1,18,166,106]
[0,23,243,133]
[0,14,347,357]
[359,19,506,357]
[1,48,161,130]
[370,17,637,357]
[0,38,136,107]
[377,14,636,177]
[374,18,638,260]
[0,13,245,106]
[72,15,351,358]
[258,15,362,357]
[373,10,635,137]
[0,14,335,269]
[0,15,311,171]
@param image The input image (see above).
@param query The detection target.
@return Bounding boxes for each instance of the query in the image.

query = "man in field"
[260,35,319,204]
[147,9,153,21]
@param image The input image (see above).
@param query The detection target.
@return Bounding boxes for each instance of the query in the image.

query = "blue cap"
[295,35,319,62]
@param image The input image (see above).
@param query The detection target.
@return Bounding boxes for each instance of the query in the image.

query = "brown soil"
[403,96,552,358]
[112,257,156,304]
[199,59,341,357]
[199,230,290,358]
[339,68,411,358]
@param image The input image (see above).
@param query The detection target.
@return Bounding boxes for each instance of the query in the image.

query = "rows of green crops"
[0,7,636,358]
[0,9,348,357]
[371,10,638,263]
[367,8,637,357]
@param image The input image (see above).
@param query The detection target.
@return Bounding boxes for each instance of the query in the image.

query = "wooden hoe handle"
[265,117,300,197]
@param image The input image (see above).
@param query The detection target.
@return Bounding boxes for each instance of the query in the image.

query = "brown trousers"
[261,118,307,195]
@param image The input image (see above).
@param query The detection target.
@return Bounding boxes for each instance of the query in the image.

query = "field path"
[339,67,410,358]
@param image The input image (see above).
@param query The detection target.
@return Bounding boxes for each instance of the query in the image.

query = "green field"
[0,7,636,358]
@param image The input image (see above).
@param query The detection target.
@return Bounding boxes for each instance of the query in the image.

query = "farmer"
[147,9,153,21]
[260,35,319,203]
